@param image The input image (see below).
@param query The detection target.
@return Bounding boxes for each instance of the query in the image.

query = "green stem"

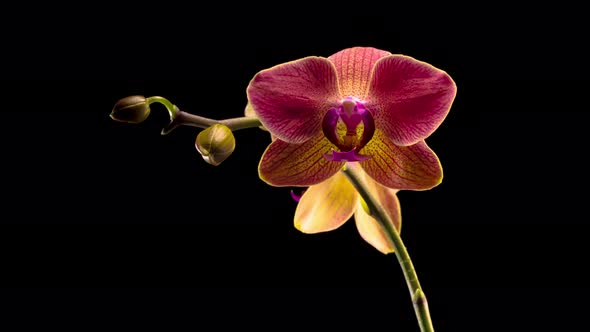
[146,96,178,119]
[145,96,262,135]
[341,164,434,332]
[219,117,263,131]
[172,111,262,131]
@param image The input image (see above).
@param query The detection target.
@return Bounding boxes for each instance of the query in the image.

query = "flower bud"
[110,95,151,123]
[195,124,236,166]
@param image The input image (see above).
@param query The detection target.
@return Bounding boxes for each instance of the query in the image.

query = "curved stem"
[341,164,434,332]
[144,96,262,135]
[146,96,178,119]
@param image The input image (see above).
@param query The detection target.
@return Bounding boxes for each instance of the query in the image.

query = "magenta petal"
[359,131,443,190]
[368,55,457,146]
[247,57,340,143]
[357,104,375,151]
[259,135,344,186]
[321,107,341,147]
[328,47,391,99]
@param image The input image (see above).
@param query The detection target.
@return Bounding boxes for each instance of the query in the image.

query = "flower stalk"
[341,163,434,332]
[142,96,263,135]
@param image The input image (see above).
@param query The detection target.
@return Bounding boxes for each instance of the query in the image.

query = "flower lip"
[321,97,375,162]
[323,150,371,162]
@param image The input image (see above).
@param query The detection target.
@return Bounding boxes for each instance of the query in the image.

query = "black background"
[1,5,588,331]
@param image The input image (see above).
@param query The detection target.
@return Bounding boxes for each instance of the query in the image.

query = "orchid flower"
[110,46,456,331]
[246,47,456,253]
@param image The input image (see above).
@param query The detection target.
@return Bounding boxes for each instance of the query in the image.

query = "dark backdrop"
[1,5,587,331]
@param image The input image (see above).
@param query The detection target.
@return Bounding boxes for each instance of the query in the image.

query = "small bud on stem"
[110,96,150,123]
[195,124,236,166]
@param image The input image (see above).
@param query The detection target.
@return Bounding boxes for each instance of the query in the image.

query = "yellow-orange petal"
[295,172,358,233]
[359,130,443,190]
[259,135,343,186]
[354,170,401,254]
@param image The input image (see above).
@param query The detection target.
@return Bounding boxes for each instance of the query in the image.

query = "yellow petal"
[295,172,358,233]
[359,130,443,190]
[353,170,401,254]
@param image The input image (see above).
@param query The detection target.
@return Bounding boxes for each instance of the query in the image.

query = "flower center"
[322,97,375,162]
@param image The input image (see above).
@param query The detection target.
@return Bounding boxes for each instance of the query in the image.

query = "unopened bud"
[110,95,151,123]
[195,124,236,166]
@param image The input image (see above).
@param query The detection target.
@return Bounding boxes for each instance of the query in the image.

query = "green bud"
[195,124,236,166]
[110,95,151,123]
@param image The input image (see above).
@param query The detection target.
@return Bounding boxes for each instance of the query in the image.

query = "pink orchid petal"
[259,135,344,186]
[247,57,340,143]
[368,55,457,146]
[360,130,443,190]
[328,47,391,99]
[354,172,400,254]
[295,172,358,233]
[244,102,270,133]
